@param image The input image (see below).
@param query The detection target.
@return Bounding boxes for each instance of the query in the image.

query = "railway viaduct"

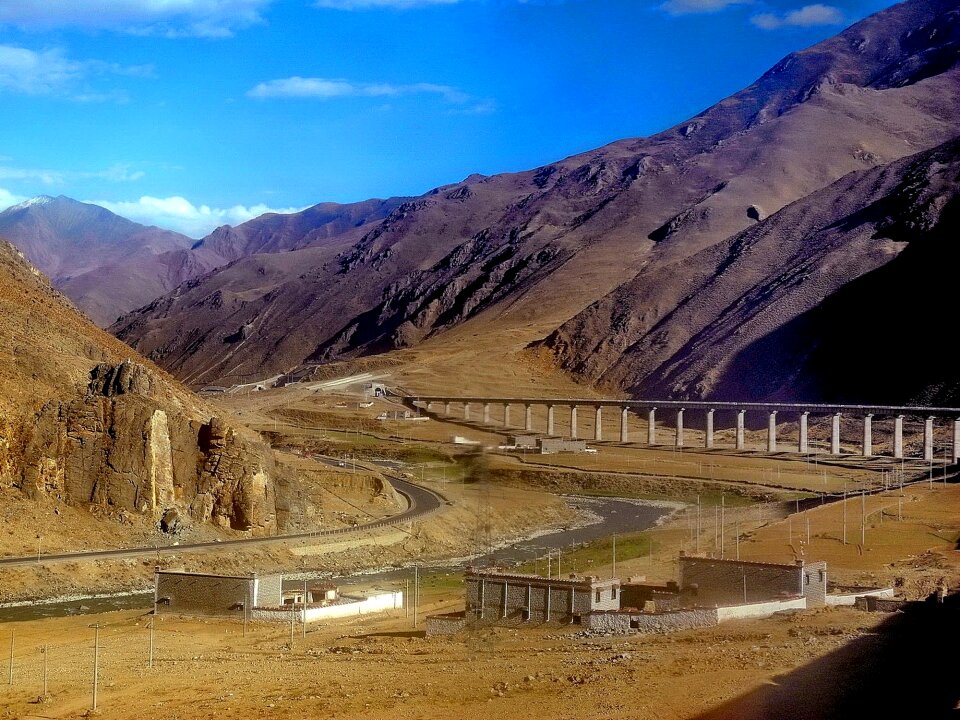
[408,397,960,463]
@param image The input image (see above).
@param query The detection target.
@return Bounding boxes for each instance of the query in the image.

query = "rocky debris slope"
[111,0,960,397]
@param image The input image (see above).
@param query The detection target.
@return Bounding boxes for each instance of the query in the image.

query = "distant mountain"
[0,195,406,327]
[0,195,200,326]
[112,0,960,401]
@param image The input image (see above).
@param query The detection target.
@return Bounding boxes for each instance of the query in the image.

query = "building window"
[611,587,617,600]
[805,573,810,586]
[595,589,601,602]
[819,570,825,583]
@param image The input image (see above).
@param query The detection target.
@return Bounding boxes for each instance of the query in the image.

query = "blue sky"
[0,0,893,237]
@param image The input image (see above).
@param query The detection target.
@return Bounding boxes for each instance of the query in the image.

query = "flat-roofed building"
[153,570,282,618]
[464,566,621,625]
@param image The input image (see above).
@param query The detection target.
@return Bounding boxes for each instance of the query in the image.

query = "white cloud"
[0,162,146,185]
[0,0,270,37]
[0,43,151,100]
[0,187,27,209]
[247,76,470,103]
[93,195,305,237]
[751,3,843,29]
[660,0,750,15]
[315,0,459,8]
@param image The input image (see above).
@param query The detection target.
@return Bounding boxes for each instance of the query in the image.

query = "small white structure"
[251,590,404,624]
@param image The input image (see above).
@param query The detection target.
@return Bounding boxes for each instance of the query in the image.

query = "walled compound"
[154,569,402,624]
[427,555,894,636]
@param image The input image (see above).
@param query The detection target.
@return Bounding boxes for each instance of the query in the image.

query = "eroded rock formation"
[19,360,277,531]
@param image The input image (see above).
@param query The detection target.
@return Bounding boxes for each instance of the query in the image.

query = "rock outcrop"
[18,360,276,531]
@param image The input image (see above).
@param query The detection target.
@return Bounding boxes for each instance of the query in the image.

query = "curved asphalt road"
[0,469,446,569]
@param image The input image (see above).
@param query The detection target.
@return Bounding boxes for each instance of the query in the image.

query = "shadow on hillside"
[693,594,960,720]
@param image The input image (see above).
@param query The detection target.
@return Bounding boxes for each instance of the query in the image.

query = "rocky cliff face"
[19,361,276,530]
[0,239,282,533]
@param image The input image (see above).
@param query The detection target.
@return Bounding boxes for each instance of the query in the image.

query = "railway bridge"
[408,396,960,463]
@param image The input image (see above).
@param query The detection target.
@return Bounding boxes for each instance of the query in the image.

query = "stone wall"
[426,612,468,636]
[715,597,807,621]
[680,556,806,606]
[155,571,253,618]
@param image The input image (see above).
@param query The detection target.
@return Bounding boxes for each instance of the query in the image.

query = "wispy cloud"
[248,76,471,104]
[0,0,271,38]
[92,195,305,237]
[0,44,152,100]
[751,3,843,29]
[659,0,750,15]
[314,0,459,9]
[0,162,146,185]
[0,187,27,209]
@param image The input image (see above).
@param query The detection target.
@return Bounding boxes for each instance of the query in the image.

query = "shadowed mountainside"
[547,136,960,404]
[111,0,960,398]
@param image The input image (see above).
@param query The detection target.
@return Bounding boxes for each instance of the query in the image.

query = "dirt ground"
[1,481,957,719]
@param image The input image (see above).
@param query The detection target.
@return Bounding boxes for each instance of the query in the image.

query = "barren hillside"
[0,238,288,535]
[110,0,959,397]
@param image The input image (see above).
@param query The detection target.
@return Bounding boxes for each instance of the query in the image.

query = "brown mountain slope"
[0,196,202,326]
[112,0,959,392]
[0,195,405,327]
[0,239,286,533]
[546,135,960,404]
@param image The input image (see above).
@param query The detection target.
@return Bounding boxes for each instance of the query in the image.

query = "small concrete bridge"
[407,396,960,463]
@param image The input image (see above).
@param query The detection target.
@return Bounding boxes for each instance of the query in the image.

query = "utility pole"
[302,580,308,639]
[735,521,740,560]
[558,549,562,577]
[289,603,295,645]
[7,630,13,686]
[40,645,48,698]
[720,495,725,559]
[696,495,701,554]
[806,516,811,546]
[861,491,866,546]
[149,618,155,668]
[91,624,100,712]
[612,534,617,578]
[405,579,409,618]
[413,565,419,628]
[842,488,847,545]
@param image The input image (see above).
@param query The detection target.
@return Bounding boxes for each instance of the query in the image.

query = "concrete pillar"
[594,406,603,442]
[444,401,451,416]
[705,409,714,449]
[647,408,656,445]
[736,410,745,450]
[570,406,578,439]
[525,404,533,432]
[953,418,960,463]
[862,414,873,457]
[620,407,629,443]
[767,411,777,453]
[504,404,511,428]
[675,408,685,448]
[894,415,904,459]
[923,416,934,462]
[483,403,490,424]
[547,405,555,436]
[464,402,471,421]
[831,413,842,455]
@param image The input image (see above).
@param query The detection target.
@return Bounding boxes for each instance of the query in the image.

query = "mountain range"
[3,0,958,404]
